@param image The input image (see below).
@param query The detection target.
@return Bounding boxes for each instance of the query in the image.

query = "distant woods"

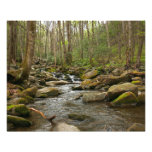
[7,21,145,70]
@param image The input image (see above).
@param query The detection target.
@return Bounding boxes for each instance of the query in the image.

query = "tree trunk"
[20,21,36,81]
[66,21,72,65]
[8,21,18,65]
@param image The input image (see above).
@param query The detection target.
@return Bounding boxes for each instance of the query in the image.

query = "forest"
[7,21,145,131]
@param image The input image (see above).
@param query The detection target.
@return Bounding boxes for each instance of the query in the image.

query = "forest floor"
[7,59,145,131]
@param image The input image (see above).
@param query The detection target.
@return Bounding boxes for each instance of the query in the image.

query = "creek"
[13,74,145,131]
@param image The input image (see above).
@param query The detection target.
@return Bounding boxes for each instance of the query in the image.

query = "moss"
[7,104,30,117]
[112,92,138,106]
[7,115,32,127]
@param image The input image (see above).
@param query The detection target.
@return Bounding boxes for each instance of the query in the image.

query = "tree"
[66,21,72,65]
[20,21,36,81]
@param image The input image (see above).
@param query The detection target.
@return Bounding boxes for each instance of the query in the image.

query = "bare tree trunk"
[105,21,110,49]
[52,21,56,66]
[66,21,72,65]
[79,21,84,59]
[8,21,18,65]
[20,21,36,81]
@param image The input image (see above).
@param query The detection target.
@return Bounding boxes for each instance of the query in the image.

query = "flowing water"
[12,74,145,132]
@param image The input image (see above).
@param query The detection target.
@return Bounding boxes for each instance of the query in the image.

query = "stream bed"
[12,74,145,132]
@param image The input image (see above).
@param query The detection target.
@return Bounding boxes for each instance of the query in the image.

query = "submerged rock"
[107,83,138,101]
[7,104,30,117]
[127,123,145,131]
[51,122,80,131]
[36,87,59,98]
[72,85,83,90]
[68,113,90,121]
[7,115,32,127]
[81,69,98,80]
[110,92,138,107]
[82,92,107,103]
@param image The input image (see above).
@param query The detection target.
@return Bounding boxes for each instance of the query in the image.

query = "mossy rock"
[7,104,30,117]
[8,97,29,105]
[132,77,142,81]
[111,92,138,107]
[68,113,90,121]
[7,115,32,127]
[131,80,142,85]
[81,69,98,80]
[21,86,38,97]
[107,83,138,101]
[36,87,59,98]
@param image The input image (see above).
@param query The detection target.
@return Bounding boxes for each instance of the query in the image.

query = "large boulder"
[7,104,30,117]
[7,115,32,127]
[82,92,107,103]
[110,92,138,107]
[127,123,145,131]
[81,69,98,80]
[107,83,138,101]
[36,87,59,98]
[51,122,80,131]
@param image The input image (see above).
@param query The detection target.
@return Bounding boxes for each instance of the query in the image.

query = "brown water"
[11,82,145,132]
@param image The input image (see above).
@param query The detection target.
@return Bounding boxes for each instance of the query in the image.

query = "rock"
[7,104,30,117]
[46,80,69,86]
[29,76,36,83]
[68,113,90,121]
[137,92,145,104]
[72,85,83,90]
[82,92,107,103]
[36,87,59,98]
[38,79,46,85]
[51,122,80,131]
[127,123,145,131]
[131,80,142,85]
[131,71,145,77]
[7,115,32,127]
[107,83,138,101]
[137,85,145,92]
[112,68,123,76]
[81,79,100,89]
[110,92,138,107]
[81,73,132,90]
[21,86,38,97]
[132,77,142,81]
[8,97,29,105]
[81,69,98,80]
